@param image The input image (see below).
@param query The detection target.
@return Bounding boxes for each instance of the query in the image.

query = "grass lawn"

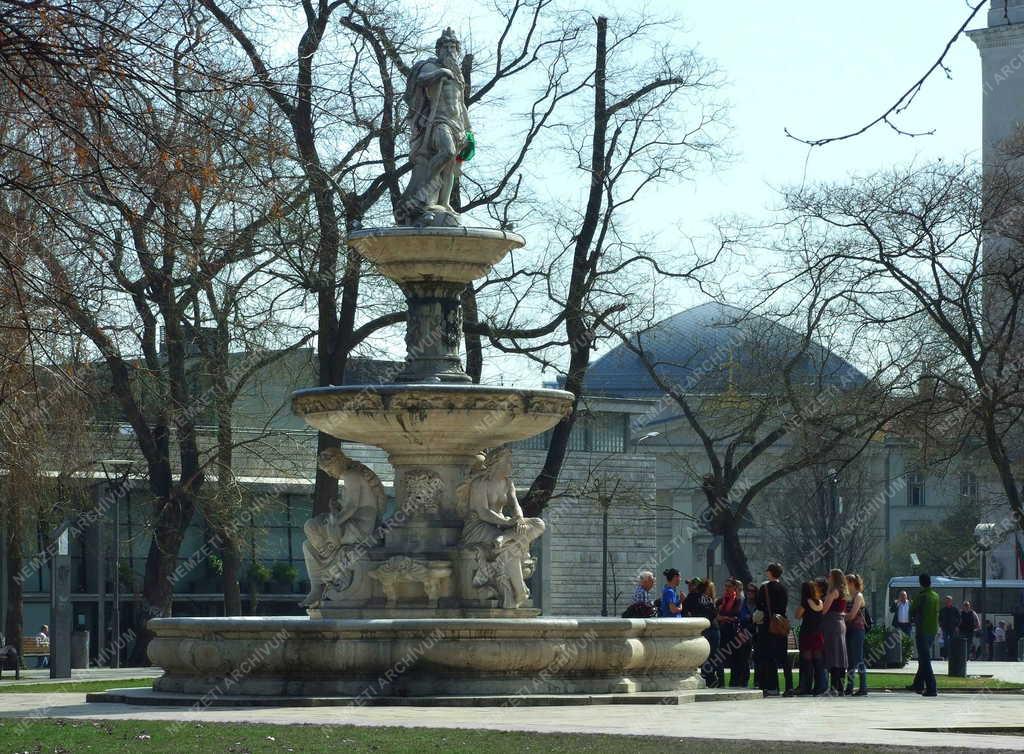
[0,719,996,754]
[724,670,1023,691]
[0,678,155,694]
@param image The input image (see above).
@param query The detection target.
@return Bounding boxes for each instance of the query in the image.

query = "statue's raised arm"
[395,27,472,228]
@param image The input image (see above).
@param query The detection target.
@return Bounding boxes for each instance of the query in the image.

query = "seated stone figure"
[457,448,544,609]
[301,448,386,608]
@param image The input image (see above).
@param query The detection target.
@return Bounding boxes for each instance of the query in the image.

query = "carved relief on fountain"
[369,556,452,608]
[400,469,445,517]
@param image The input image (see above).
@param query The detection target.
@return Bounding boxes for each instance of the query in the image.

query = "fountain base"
[103,616,711,702]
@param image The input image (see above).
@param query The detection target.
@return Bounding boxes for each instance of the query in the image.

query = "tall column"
[970,3,1024,167]
[969,3,1024,331]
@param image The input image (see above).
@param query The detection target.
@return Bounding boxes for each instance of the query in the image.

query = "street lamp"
[100,459,135,669]
[825,468,839,571]
[632,431,660,453]
[974,522,998,636]
[598,493,611,617]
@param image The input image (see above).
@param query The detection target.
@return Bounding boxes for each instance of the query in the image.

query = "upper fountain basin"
[348,226,525,285]
[292,384,573,463]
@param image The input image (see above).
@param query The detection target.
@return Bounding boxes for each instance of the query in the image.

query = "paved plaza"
[0,664,1021,750]
[0,687,1020,751]
[0,667,162,686]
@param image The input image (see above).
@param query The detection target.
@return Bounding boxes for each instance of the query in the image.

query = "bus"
[885,576,1024,628]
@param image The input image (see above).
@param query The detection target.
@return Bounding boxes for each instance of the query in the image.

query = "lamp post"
[599,493,611,617]
[100,459,134,668]
[974,523,997,637]
[825,468,839,571]
[49,520,72,678]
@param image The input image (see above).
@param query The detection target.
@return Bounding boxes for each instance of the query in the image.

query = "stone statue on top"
[395,27,473,228]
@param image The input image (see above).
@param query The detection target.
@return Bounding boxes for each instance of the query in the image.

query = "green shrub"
[246,562,271,585]
[271,562,298,583]
[208,554,224,576]
[865,626,914,668]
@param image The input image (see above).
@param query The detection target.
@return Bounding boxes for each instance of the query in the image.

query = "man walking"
[909,574,940,697]
[939,595,959,660]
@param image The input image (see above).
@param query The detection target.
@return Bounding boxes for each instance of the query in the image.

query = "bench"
[20,637,48,657]
[0,646,18,679]
[787,629,799,668]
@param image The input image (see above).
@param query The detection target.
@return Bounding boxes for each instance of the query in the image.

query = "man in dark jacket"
[939,595,959,659]
[754,562,793,697]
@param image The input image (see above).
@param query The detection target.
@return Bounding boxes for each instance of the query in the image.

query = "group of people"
[898,591,1020,662]
[629,564,944,698]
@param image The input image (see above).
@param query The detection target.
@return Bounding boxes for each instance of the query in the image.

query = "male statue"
[301,448,386,608]
[395,27,471,227]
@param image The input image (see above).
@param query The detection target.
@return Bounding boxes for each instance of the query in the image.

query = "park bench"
[786,629,799,669]
[20,637,48,658]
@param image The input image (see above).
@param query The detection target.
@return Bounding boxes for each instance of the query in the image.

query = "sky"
[380,1,991,386]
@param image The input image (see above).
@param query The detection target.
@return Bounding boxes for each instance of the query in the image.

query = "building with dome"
[577,301,1017,614]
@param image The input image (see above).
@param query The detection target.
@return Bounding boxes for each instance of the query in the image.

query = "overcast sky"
[395,1,990,385]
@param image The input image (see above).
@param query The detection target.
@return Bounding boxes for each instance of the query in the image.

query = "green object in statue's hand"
[458,131,475,163]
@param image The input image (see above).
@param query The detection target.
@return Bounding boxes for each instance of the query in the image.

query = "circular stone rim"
[348,225,526,246]
[292,383,574,408]
[146,615,710,637]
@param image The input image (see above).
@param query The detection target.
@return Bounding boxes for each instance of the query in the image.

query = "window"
[907,471,926,507]
[960,471,979,504]
[510,412,627,453]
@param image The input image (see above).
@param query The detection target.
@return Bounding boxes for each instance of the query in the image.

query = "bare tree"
[0,181,94,658]
[760,456,886,580]
[5,4,315,657]
[453,13,728,516]
[779,156,1024,531]
[610,294,920,584]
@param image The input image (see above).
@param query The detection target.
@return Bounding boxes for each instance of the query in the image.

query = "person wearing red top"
[821,568,849,696]
[795,580,826,695]
[716,578,743,688]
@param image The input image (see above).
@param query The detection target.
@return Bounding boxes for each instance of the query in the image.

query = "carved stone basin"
[292,384,573,465]
[143,616,711,698]
[348,226,525,285]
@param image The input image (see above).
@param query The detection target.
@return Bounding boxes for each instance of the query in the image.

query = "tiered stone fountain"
[94,27,710,705]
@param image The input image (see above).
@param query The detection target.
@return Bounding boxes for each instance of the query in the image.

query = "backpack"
[621,602,658,619]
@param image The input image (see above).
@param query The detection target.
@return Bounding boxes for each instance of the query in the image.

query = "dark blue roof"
[581,302,865,399]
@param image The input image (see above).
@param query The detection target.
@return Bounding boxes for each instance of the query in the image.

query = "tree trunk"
[721,522,753,585]
[128,492,195,665]
[522,17,608,517]
[461,286,483,384]
[522,340,589,517]
[213,370,242,616]
[220,536,242,616]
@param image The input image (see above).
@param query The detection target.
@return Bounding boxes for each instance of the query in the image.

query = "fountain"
[91,27,711,705]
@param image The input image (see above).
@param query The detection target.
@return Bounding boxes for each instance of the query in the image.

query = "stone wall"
[512,449,658,617]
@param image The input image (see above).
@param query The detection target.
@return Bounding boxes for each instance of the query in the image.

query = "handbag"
[765,582,791,637]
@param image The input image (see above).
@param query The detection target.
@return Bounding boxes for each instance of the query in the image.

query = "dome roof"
[581,302,865,399]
